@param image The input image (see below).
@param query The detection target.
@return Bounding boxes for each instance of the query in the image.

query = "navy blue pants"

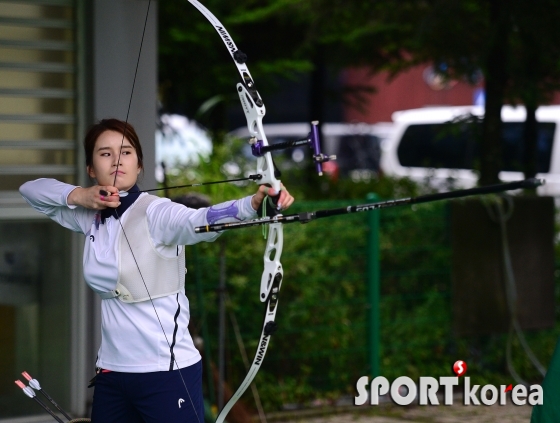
[91,360,204,423]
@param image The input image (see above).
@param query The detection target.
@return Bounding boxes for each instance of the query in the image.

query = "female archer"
[19,118,294,422]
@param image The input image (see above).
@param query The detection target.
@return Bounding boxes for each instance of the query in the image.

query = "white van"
[380,105,560,196]
[229,122,394,180]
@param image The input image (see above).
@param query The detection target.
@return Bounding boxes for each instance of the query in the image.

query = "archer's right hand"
[67,185,121,210]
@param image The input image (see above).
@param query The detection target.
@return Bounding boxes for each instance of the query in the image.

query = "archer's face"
[87,130,141,191]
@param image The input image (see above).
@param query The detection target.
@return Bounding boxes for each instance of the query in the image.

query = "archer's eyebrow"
[97,145,134,151]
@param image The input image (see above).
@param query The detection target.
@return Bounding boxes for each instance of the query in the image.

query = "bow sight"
[249,120,337,176]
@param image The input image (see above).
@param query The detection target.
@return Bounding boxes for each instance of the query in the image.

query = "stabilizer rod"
[195,178,544,233]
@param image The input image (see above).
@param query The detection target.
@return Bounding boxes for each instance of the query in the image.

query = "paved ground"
[269,402,533,423]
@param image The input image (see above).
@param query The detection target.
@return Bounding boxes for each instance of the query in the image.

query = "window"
[0,1,76,192]
[397,121,555,173]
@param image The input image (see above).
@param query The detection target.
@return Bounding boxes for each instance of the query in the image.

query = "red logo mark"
[504,384,512,392]
[452,360,467,377]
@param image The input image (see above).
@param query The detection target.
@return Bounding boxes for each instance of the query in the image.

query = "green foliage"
[164,135,255,200]
[186,197,371,408]
[159,0,313,129]
[160,0,560,185]
[155,1,560,410]
[172,148,559,412]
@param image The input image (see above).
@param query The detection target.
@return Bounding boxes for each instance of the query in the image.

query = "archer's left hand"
[251,184,294,212]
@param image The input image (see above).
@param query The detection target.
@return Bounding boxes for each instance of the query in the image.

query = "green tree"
[159,0,312,132]
[160,1,560,185]
[507,0,560,179]
[305,0,560,184]
[316,0,508,184]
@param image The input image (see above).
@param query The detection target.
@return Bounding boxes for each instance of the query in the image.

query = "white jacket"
[20,178,257,372]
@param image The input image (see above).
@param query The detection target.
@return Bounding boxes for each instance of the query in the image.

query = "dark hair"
[84,119,144,170]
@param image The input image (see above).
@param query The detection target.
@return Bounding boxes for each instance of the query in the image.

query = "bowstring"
[111,1,201,422]
[112,0,150,187]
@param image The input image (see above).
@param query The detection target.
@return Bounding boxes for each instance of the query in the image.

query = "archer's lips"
[111,171,125,175]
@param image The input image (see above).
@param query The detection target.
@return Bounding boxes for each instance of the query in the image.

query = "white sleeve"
[19,178,93,234]
[147,195,258,246]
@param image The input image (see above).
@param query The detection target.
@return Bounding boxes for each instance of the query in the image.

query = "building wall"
[93,0,157,192]
[0,2,80,420]
[344,65,560,124]
[344,65,483,123]
[0,0,157,421]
